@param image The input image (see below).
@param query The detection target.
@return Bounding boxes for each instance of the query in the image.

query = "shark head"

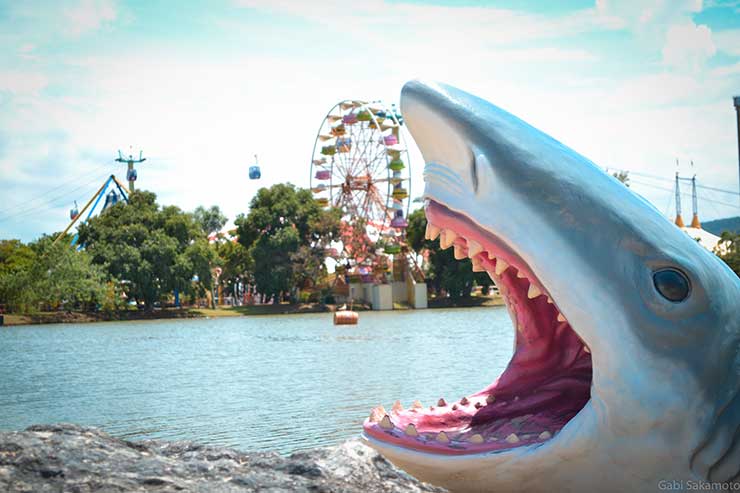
[362,80,740,492]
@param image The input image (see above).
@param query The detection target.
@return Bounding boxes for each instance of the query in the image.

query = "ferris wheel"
[310,100,411,267]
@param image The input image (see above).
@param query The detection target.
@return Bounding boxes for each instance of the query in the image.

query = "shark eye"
[653,268,690,302]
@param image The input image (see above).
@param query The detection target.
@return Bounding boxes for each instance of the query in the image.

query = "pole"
[674,172,684,227]
[691,175,701,228]
[734,96,740,208]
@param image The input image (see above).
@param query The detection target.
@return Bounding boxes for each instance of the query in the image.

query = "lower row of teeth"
[368,400,557,446]
[425,222,589,353]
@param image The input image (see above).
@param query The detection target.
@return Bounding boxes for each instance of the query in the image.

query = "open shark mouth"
[363,200,593,456]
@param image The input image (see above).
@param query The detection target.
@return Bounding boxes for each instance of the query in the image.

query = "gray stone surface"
[0,424,447,492]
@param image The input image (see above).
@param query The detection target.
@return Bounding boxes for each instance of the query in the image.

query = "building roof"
[681,226,724,253]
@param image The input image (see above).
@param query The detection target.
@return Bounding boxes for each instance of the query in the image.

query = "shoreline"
[1,296,504,327]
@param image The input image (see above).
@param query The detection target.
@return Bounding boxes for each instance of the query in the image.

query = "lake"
[0,307,514,454]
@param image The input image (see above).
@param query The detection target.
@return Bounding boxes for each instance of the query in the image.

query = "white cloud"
[1,1,739,241]
[0,70,48,96]
[713,28,740,56]
[711,61,740,77]
[596,0,702,30]
[234,0,613,48]
[596,0,720,72]
[662,22,716,71]
[63,0,118,37]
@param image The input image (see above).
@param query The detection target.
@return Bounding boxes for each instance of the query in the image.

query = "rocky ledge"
[0,424,446,492]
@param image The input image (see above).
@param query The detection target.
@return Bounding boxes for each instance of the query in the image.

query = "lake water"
[0,307,514,454]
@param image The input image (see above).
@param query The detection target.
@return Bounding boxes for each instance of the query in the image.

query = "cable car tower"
[115,148,146,191]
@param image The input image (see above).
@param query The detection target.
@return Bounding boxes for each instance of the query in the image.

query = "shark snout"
[402,80,479,199]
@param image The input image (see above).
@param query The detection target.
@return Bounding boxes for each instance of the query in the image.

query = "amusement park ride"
[53,149,145,247]
[310,100,427,309]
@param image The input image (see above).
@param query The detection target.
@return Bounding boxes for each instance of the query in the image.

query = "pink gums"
[363,202,592,455]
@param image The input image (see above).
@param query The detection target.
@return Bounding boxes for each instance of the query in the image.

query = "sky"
[1,0,740,242]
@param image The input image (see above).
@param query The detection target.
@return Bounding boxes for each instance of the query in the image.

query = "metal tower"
[116,149,146,191]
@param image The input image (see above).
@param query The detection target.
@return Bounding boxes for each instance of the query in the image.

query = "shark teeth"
[425,223,440,240]
[467,239,483,257]
[527,284,542,299]
[453,244,467,259]
[379,415,394,430]
[365,222,591,454]
[468,434,484,444]
[369,406,386,422]
[436,432,450,443]
[440,230,457,249]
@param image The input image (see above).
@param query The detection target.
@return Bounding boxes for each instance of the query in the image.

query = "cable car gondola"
[69,201,79,220]
[249,154,261,180]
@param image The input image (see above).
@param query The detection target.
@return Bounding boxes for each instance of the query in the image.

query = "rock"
[0,423,447,492]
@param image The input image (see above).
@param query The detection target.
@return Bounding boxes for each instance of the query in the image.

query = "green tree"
[0,239,38,312]
[0,240,35,275]
[717,232,740,277]
[0,237,108,312]
[612,170,630,187]
[214,239,253,302]
[234,183,340,301]
[30,236,108,310]
[78,191,215,308]
[193,205,228,236]
[406,208,491,299]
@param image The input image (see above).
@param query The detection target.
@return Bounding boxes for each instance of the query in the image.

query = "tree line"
[1,181,738,314]
[0,184,340,313]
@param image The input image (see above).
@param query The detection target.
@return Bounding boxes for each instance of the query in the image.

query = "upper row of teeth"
[426,223,559,308]
[426,222,592,354]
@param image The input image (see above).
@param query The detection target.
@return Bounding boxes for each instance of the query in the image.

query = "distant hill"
[703,216,740,235]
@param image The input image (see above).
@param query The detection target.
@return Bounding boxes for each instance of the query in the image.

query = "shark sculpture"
[362,80,740,492]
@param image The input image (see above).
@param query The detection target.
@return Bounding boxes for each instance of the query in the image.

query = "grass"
[188,307,243,318]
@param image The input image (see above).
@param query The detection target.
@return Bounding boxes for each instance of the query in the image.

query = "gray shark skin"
[362,80,740,492]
